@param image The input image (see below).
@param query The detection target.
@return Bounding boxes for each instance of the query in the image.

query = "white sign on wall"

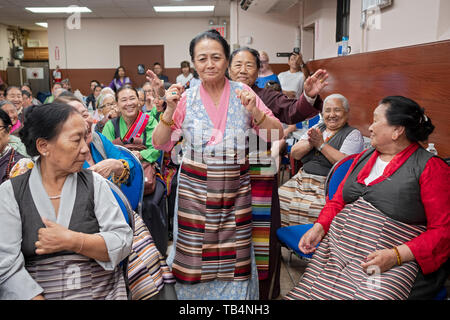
[26,68,44,80]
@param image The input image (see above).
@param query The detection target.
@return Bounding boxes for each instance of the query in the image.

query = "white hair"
[100,87,115,96]
[323,93,349,112]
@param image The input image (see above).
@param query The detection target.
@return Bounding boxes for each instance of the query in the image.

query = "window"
[336,0,351,42]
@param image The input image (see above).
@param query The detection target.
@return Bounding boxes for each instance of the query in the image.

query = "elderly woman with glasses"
[94,93,119,133]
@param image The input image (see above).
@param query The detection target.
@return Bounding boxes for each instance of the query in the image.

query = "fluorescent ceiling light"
[35,22,48,28]
[25,7,92,13]
[153,6,215,12]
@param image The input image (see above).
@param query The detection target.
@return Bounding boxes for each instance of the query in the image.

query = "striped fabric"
[26,254,127,300]
[279,169,327,227]
[123,111,149,143]
[285,198,426,300]
[127,212,176,300]
[250,164,275,280]
[172,157,253,284]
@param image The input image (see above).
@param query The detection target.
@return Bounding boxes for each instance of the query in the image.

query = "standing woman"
[152,30,283,300]
[109,66,132,92]
[0,103,133,300]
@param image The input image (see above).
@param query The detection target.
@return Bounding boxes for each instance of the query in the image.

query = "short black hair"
[154,62,161,66]
[116,84,139,101]
[21,90,32,98]
[229,47,261,70]
[19,103,79,157]
[381,96,435,143]
[189,29,230,62]
[90,80,100,85]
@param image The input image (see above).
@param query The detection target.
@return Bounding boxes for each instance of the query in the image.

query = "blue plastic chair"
[307,114,321,128]
[276,154,357,261]
[106,179,134,229]
[114,145,145,216]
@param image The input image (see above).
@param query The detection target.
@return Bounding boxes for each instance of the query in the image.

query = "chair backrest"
[325,153,358,201]
[114,144,145,215]
[307,114,321,128]
[106,179,134,230]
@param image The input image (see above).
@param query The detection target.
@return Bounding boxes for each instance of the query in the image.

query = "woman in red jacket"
[286,96,449,300]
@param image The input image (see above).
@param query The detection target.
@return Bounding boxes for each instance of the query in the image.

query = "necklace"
[48,194,61,200]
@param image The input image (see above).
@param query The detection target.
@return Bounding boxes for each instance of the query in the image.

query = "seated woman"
[286,96,449,300]
[255,51,280,89]
[109,66,132,92]
[0,109,25,183]
[0,103,133,300]
[94,93,119,133]
[279,93,364,227]
[0,100,21,136]
[5,86,24,127]
[54,95,132,187]
[101,85,168,255]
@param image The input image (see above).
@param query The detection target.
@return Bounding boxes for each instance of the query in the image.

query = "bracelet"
[392,246,402,266]
[253,112,267,127]
[76,233,85,254]
[160,113,175,127]
[317,142,326,152]
[111,159,130,186]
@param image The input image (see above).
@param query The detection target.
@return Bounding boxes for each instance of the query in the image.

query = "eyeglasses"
[99,102,117,109]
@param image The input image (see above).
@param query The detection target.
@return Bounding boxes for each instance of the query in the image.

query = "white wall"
[230,1,302,64]
[47,17,221,69]
[0,24,11,71]
[300,0,450,60]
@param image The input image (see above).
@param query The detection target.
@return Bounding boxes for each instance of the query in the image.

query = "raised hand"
[304,69,329,98]
[165,83,184,111]
[236,88,257,115]
[146,69,165,98]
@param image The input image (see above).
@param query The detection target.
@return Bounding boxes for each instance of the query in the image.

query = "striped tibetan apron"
[171,81,254,284]
[279,169,326,227]
[285,198,426,300]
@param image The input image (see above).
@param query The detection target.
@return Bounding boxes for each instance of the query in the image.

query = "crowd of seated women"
[0,29,448,301]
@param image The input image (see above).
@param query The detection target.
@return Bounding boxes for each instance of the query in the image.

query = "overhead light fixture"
[35,22,48,28]
[153,6,215,12]
[25,7,92,13]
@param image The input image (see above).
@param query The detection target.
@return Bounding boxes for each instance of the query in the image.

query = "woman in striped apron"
[279,94,364,227]
[286,96,449,300]
[152,30,283,299]
[0,103,133,300]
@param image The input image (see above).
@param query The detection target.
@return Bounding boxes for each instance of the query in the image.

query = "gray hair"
[323,94,349,112]
[96,93,116,109]
[0,100,16,109]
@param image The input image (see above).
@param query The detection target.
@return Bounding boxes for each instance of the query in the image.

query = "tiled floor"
[275,247,308,299]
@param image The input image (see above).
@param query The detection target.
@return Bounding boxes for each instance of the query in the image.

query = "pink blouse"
[153,79,279,152]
